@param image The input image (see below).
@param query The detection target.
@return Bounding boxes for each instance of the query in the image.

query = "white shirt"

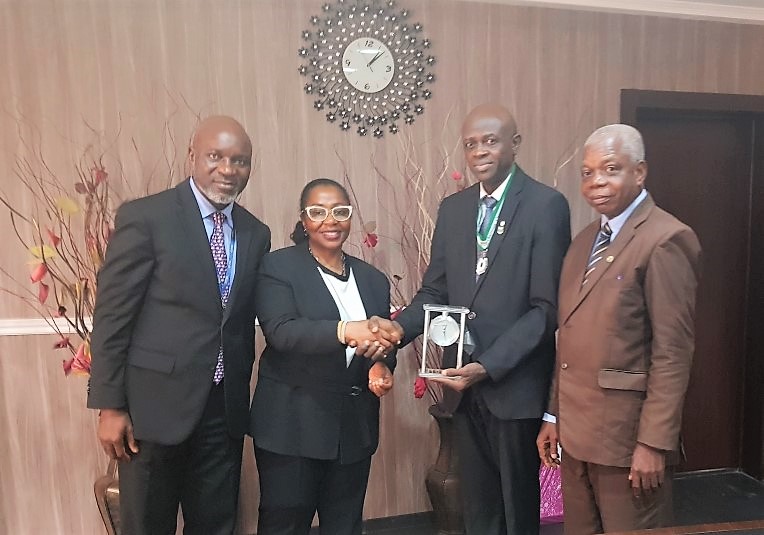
[318,267,367,367]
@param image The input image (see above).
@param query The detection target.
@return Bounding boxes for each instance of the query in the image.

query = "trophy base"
[418,369,460,379]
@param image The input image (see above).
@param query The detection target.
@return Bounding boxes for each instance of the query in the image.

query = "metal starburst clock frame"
[298,0,436,138]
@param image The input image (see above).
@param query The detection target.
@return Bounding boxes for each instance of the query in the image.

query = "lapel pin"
[606,255,614,263]
[497,221,506,235]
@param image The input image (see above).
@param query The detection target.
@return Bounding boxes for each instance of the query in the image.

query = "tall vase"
[425,404,465,535]
[94,458,120,535]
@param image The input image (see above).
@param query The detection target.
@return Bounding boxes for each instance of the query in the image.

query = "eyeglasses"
[302,205,353,222]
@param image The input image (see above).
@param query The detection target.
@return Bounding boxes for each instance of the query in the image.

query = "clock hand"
[366,50,385,69]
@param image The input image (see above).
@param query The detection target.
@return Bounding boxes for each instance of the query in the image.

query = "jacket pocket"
[128,346,177,374]
[598,368,648,391]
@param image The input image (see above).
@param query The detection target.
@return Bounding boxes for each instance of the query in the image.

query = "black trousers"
[118,382,244,535]
[454,390,542,535]
[255,447,372,535]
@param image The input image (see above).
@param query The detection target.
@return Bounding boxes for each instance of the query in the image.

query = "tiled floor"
[361,470,764,535]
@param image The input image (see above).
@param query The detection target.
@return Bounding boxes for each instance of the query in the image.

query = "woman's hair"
[290,178,351,244]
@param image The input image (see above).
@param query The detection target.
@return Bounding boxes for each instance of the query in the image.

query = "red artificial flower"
[414,376,427,399]
[38,281,49,304]
[53,336,71,349]
[30,263,48,283]
[46,228,61,247]
[63,341,91,377]
[451,170,463,181]
[363,232,378,248]
[93,166,108,185]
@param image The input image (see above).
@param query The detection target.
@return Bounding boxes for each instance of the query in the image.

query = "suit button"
[467,312,476,320]
[561,363,568,370]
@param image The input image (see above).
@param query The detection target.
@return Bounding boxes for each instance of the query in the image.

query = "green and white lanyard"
[476,166,514,277]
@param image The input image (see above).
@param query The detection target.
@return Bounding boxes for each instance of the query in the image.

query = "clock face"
[342,37,395,93]
[298,0,436,138]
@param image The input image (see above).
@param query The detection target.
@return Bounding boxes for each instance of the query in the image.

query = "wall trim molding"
[456,0,764,25]
[0,317,89,337]
[0,317,260,337]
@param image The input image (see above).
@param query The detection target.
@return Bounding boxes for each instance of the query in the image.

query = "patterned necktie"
[582,222,612,287]
[478,196,498,236]
[210,211,228,383]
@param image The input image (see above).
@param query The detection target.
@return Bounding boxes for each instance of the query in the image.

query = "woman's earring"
[303,226,308,236]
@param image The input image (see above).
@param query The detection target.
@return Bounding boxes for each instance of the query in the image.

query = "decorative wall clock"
[298,0,436,138]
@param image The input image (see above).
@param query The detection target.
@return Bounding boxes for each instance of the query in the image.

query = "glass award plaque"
[419,304,470,378]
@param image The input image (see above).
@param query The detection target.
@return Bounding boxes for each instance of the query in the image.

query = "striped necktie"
[582,222,612,286]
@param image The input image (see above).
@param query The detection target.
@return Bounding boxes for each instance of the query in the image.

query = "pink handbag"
[539,464,564,524]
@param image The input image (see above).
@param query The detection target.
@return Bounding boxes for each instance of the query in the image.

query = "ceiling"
[454,0,764,25]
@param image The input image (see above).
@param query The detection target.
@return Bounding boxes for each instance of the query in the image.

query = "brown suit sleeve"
[637,226,702,451]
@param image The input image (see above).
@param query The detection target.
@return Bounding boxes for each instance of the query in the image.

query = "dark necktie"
[478,196,498,236]
[582,222,612,287]
[211,211,228,383]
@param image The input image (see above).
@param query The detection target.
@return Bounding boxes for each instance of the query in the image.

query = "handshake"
[341,315,405,359]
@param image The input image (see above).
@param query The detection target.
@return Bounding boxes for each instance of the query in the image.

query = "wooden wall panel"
[1,1,763,533]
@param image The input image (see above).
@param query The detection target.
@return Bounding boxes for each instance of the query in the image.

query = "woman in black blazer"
[250,178,398,535]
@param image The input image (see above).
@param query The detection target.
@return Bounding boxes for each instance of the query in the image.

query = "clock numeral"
[365,83,371,90]
[365,39,374,47]
[386,65,392,72]
[345,59,351,66]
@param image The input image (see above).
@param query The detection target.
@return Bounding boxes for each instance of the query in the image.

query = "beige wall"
[1,0,763,533]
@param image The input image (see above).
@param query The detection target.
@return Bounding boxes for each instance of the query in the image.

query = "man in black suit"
[390,104,571,534]
[87,115,271,534]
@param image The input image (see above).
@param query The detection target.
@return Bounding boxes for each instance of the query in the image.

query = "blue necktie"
[478,196,498,236]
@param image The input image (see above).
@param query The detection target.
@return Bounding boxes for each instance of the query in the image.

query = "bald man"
[88,116,271,534]
[537,124,701,533]
[391,104,571,534]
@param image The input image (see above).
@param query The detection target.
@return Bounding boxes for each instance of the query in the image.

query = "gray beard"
[198,185,240,207]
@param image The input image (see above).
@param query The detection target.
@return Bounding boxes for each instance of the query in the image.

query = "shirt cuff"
[542,412,557,424]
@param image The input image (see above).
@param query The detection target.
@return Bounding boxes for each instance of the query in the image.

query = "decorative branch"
[0,116,179,376]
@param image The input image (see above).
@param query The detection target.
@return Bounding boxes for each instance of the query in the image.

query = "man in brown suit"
[537,124,702,533]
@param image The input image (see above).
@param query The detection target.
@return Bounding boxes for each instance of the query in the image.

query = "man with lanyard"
[389,103,571,534]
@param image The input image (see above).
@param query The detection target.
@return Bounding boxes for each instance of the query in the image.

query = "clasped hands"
[344,315,403,360]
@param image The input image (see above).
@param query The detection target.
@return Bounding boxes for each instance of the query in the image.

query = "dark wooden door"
[622,91,764,476]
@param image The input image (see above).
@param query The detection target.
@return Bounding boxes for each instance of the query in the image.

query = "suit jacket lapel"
[450,186,480,298]
[473,169,526,298]
[176,179,221,308]
[345,257,386,370]
[565,195,655,322]
[349,258,380,318]
[223,204,252,323]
